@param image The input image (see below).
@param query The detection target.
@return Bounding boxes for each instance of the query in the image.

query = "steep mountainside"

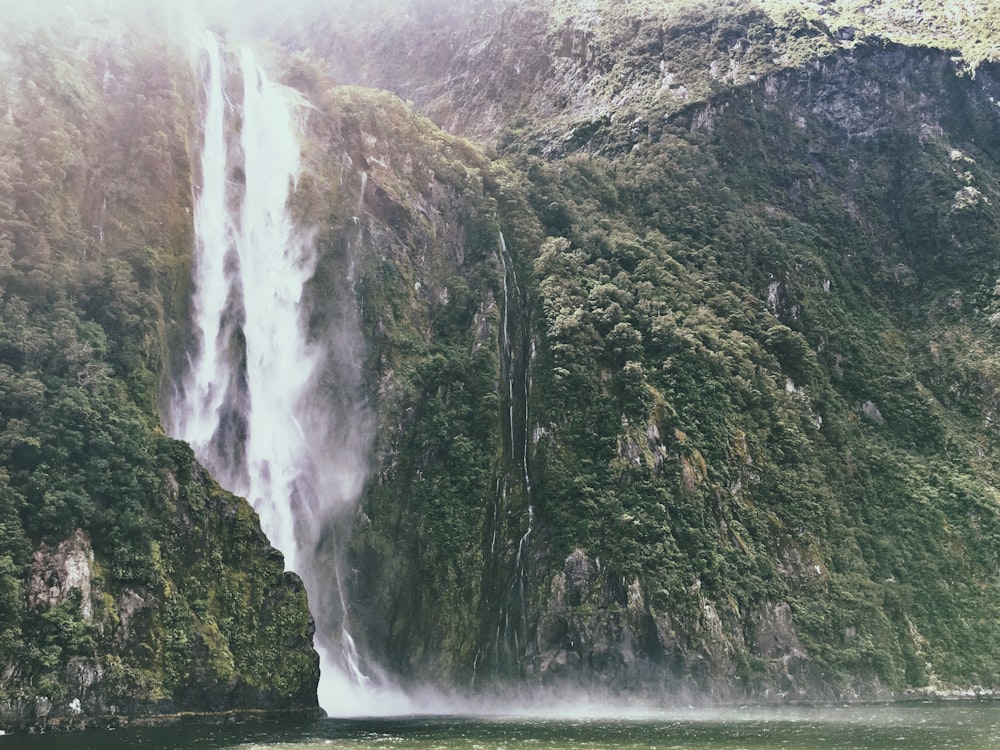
[0,25,318,730]
[304,1,1000,698]
[5,0,1000,729]
[296,0,1000,148]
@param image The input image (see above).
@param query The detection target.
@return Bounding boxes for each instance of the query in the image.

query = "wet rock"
[27,529,94,621]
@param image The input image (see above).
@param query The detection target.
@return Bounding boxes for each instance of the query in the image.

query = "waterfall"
[499,232,533,554]
[169,31,408,717]
[172,32,236,465]
[488,231,534,670]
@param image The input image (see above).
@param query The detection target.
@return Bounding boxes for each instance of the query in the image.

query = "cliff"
[0,24,318,730]
[305,3,1000,699]
[5,0,1000,726]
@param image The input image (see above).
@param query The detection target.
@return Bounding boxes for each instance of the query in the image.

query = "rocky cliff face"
[297,0,844,150]
[2,454,319,730]
[504,42,1000,698]
[6,0,1000,723]
[0,25,318,731]
[313,16,1000,700]
[295,0,999,150]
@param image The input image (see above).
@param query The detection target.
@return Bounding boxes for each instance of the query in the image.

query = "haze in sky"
[0,0,446,37]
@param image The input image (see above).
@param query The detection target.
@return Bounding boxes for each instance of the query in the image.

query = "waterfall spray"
[171,31,236,462]
[169,31,409,716]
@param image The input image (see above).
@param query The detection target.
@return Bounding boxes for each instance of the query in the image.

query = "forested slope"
[310,0,1000,698]
[6,0,1000,729]
[0,25,318,729]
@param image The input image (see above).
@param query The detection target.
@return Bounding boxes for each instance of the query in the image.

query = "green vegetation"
[492,35,1000,691]
[294,84,512,676]
[7,0,1000,721]
[0,27,317,725]
[303,2,1000,696]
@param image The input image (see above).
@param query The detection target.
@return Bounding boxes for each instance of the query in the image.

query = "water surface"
[3,703,999,749]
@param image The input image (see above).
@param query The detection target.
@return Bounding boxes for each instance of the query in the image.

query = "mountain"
[3,0,1000,730]
[0,21,319,729]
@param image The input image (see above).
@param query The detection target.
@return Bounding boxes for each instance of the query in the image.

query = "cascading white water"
[170,31,410,717]
[233,46,318,572]
[173,31,236,462]
[499,232,533,506]
[499,232,533,515]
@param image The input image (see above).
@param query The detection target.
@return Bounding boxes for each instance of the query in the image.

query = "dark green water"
[2,704,999,749]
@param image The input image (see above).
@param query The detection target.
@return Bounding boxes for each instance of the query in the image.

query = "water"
[489,232,534,671]
[169,31,405,715]
[3,704,1000,749]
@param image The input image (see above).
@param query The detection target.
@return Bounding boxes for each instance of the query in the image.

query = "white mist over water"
[169,30,412,717]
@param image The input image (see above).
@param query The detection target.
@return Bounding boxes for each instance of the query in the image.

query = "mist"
[0,0,471,42]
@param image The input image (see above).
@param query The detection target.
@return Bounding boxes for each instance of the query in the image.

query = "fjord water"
[168,32,405,715]
[3,704,1000,749]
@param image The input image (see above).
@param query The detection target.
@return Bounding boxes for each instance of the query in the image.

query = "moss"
[0,26,319,722]
[8,0,1000,713]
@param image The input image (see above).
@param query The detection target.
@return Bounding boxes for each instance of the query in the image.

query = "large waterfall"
[169,31,406,716]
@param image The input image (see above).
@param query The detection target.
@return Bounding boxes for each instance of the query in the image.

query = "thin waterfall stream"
[168,31,407,716]
[488,231,534,670]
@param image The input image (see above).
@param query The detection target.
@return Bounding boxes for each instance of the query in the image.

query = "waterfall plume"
[168,30,409,717]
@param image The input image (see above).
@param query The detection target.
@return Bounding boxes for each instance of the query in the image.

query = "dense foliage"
[7,0,1000,724]
[498,42,1000,690]
[304,2,1000,696]
[0,26,317,726]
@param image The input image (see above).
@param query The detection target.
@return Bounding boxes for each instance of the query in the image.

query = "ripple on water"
[2,704,1000,750]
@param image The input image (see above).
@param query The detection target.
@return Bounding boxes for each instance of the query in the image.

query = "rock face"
[0,26,319,731]
[527,550,828,701]
[28,530,95,622]
[6,0,1000,721]
[318,6,1000,702]
[0,451,320,731]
